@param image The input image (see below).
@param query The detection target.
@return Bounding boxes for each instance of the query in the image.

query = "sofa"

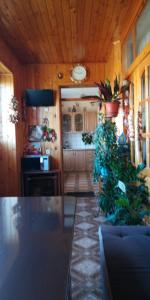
[99,225,150,300]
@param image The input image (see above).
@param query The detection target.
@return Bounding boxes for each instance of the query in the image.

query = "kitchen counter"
[63,148,95,151]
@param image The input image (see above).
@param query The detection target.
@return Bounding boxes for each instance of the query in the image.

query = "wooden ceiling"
[0,0,144,64]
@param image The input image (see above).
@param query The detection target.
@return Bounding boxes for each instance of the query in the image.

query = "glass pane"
[142,104,146,133]
[142,138,146,165]
[63,114,71,132]
[141,71,145,100]
[147,138,150,167]
[130,141,135,164]
[136,0,150,55]
[75,113,83,131]
[148,102,150,132]
[148,66,150,97]
[130,82,134,108]
[123,32,134,70]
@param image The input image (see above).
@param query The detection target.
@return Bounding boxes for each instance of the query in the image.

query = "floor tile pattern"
[64,172,99,194]
[71,197,106,300]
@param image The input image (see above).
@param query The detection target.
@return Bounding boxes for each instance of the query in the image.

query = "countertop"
[0,196,76,300]
[63,148,95,151]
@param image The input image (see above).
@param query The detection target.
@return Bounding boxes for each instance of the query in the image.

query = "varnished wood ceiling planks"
[0,0,145,64]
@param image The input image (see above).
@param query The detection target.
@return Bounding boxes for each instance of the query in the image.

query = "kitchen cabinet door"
[63,150,74,171]
[62,114,72,132]
[85,150,95,171]
[84,111,97,132]
[75,150,86,171]
[74,113,84,132]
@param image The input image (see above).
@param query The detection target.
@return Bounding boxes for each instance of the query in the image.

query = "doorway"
[60,86,99,194]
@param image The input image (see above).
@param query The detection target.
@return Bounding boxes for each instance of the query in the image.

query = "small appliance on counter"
[21,155,50,171]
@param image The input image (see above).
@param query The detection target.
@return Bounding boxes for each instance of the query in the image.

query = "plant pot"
[105,101,119,118]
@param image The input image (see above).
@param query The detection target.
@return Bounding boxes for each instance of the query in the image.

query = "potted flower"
[95,77,121,118]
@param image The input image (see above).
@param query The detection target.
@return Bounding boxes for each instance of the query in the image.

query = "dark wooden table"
[0,196,76,300]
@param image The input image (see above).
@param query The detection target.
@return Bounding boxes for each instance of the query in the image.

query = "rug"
[71,196,106,300]
[65,191,95,197]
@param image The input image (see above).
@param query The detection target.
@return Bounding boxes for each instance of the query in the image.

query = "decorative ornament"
[128,111,135,141]
[41,125,57,143]
[137,110,142,141]
[57,72,63,79]
[9,96,20,124]
[42,117,49,126]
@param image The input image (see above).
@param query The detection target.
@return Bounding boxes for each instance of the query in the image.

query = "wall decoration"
[128,111,135,141]
[42,125,57,142]
[42,117,49,126]
[28,125,57,143]
[23,142,41,155]
[9,96,20,124]
[57,72,63,79]
[28,125,43,142]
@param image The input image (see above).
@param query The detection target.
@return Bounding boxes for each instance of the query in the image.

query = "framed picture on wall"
[28,125,43,142]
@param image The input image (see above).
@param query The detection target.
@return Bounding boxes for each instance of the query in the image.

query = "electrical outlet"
[45,149,50,155]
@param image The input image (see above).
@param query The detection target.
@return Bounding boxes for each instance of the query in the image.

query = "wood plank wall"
[24,63,105,171]
[105,41,122,85]
[0,73,15,195]
[0,37,25,196]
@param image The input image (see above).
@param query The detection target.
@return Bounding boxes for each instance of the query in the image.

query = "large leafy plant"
[93,114,149,225]
[95,77,121,102]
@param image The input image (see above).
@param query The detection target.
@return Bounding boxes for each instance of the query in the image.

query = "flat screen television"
[25,89,54,107]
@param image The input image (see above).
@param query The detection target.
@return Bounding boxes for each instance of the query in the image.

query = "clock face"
[71,64,87,83]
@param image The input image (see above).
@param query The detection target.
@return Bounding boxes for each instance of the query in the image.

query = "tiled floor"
[71,196,106,300]
[64,172,99,194]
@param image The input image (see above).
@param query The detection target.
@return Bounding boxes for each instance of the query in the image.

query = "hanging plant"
[9,96,20,124]
[41,125,57,142]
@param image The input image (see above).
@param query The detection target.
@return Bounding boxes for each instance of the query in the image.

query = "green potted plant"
[95,77,123,117]
[93,113,150,225]
[82,132,93,145]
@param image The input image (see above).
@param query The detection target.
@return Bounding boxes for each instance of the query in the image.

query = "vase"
[105,101,119,118]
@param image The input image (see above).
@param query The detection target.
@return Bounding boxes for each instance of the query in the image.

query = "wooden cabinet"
[84,111,97,132]
[74,113,84,132]
[62,113,72,132]
[75,150,86,171]
[63,149,94,171]
[22,170,61,196]
[85,150,95,171]
[62,113,84,132]
[62,112,97,133]
[63,150,74,171]
[63,150,85,171]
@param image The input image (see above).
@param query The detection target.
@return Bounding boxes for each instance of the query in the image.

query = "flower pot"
[105,101,119,118]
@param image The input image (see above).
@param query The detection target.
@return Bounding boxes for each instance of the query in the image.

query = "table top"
[0,196,76,300]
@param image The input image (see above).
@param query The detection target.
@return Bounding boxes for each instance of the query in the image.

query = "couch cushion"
[99,225,150,300]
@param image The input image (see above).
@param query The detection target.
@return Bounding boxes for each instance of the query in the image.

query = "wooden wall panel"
[105,41,122,85]
[24,62,105,170]
[0,37,25,196]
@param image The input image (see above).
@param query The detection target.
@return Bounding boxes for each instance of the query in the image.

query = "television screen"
[25,89,54,107]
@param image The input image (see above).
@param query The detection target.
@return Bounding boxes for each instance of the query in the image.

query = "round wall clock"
[70,64,87,83]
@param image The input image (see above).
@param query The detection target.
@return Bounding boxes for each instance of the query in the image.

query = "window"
[123,32,134,70]
[141,71,145,100]
[122,0,150,71]
[140,65,150,167]
[136,0,150,55]
[129,82,135,164]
